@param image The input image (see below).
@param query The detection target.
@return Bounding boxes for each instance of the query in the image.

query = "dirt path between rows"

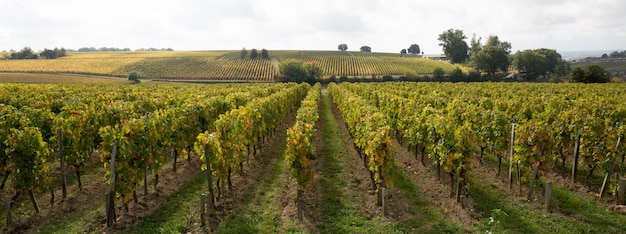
[390,140,480,229]
[194,105,301,232]
[3,149,201,233]
[321,90,466,232]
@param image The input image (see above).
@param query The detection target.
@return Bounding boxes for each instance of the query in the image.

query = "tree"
[601,53,609,59]
[513,48,568,80]
[400,49,407,55]
[10,47,37,59]
[438,29,469,63]
[250,48,259,59]
[360,46,371,52]
[261,49,269,59]
[609,51,625,58]
[449,68,465,82]
[470,35,511,76]
[279,59,307,83]
[240,47,248,59]
[571,65,611,83]
[303,61,323,83]
[432,67,445,81]
[40,49,56,59]
[338,44,348,51]
[469,34,482,59]
[467,70,482,82]
[128,71,141,83]
[485,35,511,52]
[40,47,67,59]
[407,44,420,55]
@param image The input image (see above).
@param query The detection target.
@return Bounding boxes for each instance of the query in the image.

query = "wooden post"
[600,161,616,198]
[618,178,626,205]
[545,181,553,212]
[204,144,215,212]
[173,149,177,172]
[29,189,40,213]
[456,178,462,203]
[527,164,539,201]
[509,123,515,188]
[58,128,67,200]
[5,196,11,227]
[144,166,148,196]
[297,189,303,221]
[572,130,581,184]
[600,137,621,198]
[382,187,387,217]
[107,140,118,227]
[517,163,522,194]
[200,194,206,227]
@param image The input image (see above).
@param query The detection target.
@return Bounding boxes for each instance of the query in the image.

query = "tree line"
[338,44,422,55]
[437,28,613,83]
[240,48,270,59]
[77,47,174,52]
[4,47,67,59]
[77,47,132,52]
[336,29,612,83]
[601,50,626,59]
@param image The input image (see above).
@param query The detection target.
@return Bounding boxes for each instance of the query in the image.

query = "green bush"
[128,71,141,83]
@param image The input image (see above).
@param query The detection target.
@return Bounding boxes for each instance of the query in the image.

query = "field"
[0,50,460,82]
[0,72,130,84]
[570,58,626,81]
[1,81,626,233]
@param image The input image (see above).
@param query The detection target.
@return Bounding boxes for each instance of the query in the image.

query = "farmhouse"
[423,54,447,61]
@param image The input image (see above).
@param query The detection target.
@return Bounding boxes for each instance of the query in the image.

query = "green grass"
[470,176,592,233]
[316,90,462,233]
[387,163,462,233]
[470,174,626,233]
[317,90,402,233]
[120,173,206,234]
[551,183,626,233]
[473,152,626,233]
[212,141,307,234]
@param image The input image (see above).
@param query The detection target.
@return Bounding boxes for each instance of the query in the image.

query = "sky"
[1,0,624,55]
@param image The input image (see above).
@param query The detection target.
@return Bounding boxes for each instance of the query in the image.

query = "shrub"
[128,71,141,83]
[467,70,481,82]
[327,75,337,83]
[433,68,446,81]
[449,68,465,82]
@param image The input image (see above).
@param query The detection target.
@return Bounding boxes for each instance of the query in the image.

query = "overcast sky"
[1,0,624,54]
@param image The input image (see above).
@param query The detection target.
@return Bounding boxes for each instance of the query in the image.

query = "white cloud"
[0,0,623,53]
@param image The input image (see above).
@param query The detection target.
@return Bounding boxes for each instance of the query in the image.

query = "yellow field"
[0,72,130,84]
[0,50,461,81]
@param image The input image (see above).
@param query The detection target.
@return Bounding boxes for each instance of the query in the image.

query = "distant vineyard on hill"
[279,55,457,77]
[0,50,461,81]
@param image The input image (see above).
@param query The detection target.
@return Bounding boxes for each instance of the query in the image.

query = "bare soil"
[276,100,324,232]
[471,154,626,218]
[327,94,389,219]
[199,106,301,231]
[0,147,204,233]
[391,141,480,229]
[321,93,476,231]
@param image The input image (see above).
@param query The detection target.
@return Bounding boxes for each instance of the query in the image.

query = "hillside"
[0,50,459,82]
[569,58,626,77]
